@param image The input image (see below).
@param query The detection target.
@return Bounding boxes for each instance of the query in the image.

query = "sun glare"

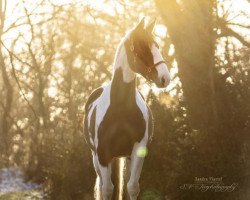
[48,87,58,98]
[155,24,167,38]
[4,0,250,101]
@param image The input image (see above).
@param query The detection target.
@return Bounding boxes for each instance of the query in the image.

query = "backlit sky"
[3,0,250,97]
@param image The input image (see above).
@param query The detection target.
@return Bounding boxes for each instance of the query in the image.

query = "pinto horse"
[84,18,171,200]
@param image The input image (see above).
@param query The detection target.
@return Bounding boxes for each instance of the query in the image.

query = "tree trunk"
[155,0,218,132]
[0,0,13,156]
[0,48,13,155]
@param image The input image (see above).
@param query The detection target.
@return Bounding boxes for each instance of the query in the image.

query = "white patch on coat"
[86,85,112,150]
[113,31,135,83]
[94,85,112,148]
[151,44,171,86]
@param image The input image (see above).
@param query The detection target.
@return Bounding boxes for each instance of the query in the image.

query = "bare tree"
[0,0,13,157]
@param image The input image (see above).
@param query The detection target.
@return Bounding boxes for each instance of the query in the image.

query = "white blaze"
[151,44,171,87]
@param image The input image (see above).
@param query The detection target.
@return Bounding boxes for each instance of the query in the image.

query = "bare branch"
[227,22,250,29]
[9,51,39,120]
[219,26,250,48]
[3,12,58,34]
[1,40,33,68]
[1,40,38,119]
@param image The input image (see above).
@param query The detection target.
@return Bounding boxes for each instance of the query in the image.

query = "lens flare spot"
[136,147,148,157]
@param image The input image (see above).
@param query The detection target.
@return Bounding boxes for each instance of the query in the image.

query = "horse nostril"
[161,77,166,85]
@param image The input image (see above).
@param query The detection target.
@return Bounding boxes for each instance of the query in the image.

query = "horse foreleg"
[123,158,131,200]
[98,161,114,200]
[127,143,145,200]
[92,153,103,200]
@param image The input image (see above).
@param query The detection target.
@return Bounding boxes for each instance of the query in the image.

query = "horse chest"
[97,100,147,166]
[100,104,145,136]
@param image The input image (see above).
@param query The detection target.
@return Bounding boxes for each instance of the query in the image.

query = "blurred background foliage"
[0,0,249,199]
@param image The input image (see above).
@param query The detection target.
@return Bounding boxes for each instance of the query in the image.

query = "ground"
[0,168,45,200]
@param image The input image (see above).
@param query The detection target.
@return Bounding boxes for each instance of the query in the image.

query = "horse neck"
[110,43,137,106]
[112,41,135,82]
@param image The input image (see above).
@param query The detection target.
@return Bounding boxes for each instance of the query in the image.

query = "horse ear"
[146,19,156,33]
[135,17,145,31]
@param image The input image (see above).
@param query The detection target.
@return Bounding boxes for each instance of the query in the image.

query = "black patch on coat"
[85,87,103,111]
[89,107,97,141]
[139,91,147,102]
[84,87,103,151]
[124,31,158,82]
[97,68,146,166]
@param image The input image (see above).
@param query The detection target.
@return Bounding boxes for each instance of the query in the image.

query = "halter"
[128,39,167,76]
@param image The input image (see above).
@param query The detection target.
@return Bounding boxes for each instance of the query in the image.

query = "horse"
[84,18,171,200]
